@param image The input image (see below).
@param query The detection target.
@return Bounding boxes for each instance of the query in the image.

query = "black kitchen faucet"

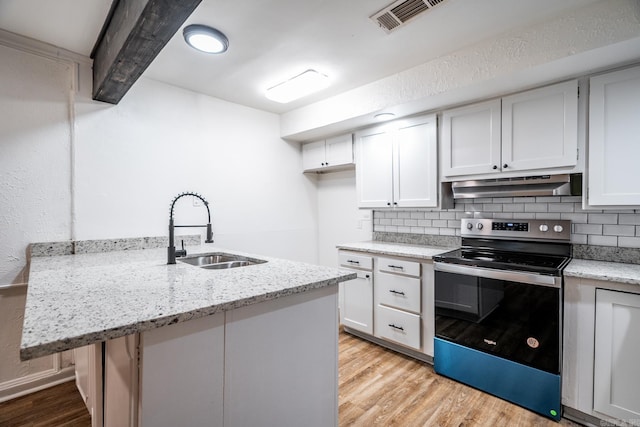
[167,192,214,264]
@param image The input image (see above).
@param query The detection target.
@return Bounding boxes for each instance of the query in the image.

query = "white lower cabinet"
[593,289,640,422]
[83,286,338,427]
[376,305,421,350]
[338,250,435,359]
[338,252,373,334]
[563,277,640,425]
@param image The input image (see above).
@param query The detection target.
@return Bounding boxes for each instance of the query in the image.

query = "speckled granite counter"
[564,259,640,286]
[336,241,455,260]
[20,244,355,360]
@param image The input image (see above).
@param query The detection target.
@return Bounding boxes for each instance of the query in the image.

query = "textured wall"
[281,0,640,140]
[0,44,72,284]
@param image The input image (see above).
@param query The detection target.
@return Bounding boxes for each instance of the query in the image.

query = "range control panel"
[462,218,571,241]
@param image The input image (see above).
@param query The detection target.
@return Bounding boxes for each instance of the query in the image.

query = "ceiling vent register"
[371,0,445,33]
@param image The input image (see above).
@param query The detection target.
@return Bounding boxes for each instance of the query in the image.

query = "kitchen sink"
[178,253,266,269]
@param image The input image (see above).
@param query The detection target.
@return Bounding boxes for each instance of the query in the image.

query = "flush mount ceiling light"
[265,69,330,103]
[374,113,396,121]
[183,24,229,54]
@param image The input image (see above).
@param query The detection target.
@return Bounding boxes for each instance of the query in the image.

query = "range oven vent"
[370,0,447,33]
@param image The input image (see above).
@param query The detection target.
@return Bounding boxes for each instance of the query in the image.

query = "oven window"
[435,271,560,374]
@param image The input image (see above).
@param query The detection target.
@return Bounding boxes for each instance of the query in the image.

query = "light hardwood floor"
[0,331,583,426]
[339,331,581,427]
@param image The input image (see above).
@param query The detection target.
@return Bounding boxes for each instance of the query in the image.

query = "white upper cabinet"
[441,99,501,177]
[441,80,579,179]
[302,133,353,172]
[502,80,578,172]
[356,114,438,209]
[588,65,640,206]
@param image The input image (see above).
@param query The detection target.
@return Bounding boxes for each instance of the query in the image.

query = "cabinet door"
[325,134,353,167]
[139,313,225,427]
[441,99,501,177]
[302,140,327,171]
[594,289,640,421]
[394,115,438,208]
[589,66,640,206]
[340,271,373,334]
[356,127,393,208]
[502,80,578,172]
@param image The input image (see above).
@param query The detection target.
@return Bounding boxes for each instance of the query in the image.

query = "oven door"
[434,262,561,375]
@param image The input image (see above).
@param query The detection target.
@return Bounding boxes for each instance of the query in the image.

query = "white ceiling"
[0,0,600,114]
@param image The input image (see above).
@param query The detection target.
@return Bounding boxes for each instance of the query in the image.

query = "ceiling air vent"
[371,0,447,33]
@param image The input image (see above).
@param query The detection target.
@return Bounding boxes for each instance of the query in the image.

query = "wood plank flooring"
[0,331,583,426]
[339,331,581,427]
[0,380,91,427]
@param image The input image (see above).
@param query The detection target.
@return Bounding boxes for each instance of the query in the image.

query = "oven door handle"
[434,262,561,288]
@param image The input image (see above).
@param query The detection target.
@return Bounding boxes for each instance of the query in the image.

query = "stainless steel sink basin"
[178,253,266,269]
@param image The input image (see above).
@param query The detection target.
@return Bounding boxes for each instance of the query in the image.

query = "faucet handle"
[175,239,187,258]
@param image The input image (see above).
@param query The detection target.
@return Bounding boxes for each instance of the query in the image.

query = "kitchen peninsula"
[20,242,355,427]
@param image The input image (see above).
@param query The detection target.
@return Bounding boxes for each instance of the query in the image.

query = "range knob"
[477,223,484,230]
[539,224,549,232]
[466,222,473,230]
[553,225,564,233]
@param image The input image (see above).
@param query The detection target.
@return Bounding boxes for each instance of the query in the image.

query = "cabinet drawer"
[376,305,421,350]
[339,252,373,270]
[376,272,421,313]
[377,257,420,277]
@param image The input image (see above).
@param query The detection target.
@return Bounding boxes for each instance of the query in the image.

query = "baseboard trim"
[0,366,75,403]
[343,327,433,364]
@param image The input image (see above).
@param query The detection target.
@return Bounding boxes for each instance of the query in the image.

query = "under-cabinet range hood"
[451,174,582,199]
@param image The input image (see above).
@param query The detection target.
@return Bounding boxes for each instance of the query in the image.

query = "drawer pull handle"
[346,260,360,264]
[388,265,404,270]
[389,289,405,296]
[388,323,404,331]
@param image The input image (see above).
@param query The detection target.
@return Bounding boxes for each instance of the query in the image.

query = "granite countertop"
[565,258,640,286]
[20,244,355,360]
[337,241,455,260]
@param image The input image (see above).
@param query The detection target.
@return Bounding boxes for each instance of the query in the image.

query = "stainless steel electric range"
[432,218,572,422]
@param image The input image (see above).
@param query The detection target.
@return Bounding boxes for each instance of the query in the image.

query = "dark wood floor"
[0,332,583,426]
[0,380,91,427]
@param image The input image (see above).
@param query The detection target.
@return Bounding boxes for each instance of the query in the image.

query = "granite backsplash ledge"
[30,235,201,257]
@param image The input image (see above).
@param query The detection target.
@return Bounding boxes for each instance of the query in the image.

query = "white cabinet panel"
[376,272,421,314]
[302,140,327,171]
[224,286,338,427]
[339,252,373,334]
[377,256,420,277]
[356,114,438,208]
[356,128,394,208]
[325,134,354,166]
[302,134,353,172]
[594,289,640,422]
[104,335,139,427]
[502,80,578,172]
[140,313,225,427]
[441,81,578,179]
[340,271,373,334]
[441,100,501,177]
[375,305,421,350]
[588,65,640,206]
[394,119,438,207]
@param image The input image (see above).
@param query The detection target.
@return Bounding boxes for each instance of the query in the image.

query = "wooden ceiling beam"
[92,0,202,104]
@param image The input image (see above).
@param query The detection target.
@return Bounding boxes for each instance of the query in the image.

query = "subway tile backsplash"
[372,196,640,248]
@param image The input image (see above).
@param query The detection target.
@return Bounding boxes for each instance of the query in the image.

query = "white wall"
[0,39,319,400]
[316,170,371,267]
[74,66,318,262]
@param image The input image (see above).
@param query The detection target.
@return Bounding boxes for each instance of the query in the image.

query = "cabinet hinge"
[577,86,580,98]
[577,147,579,160]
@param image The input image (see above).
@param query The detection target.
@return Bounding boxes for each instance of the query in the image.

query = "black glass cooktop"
[433,248,570,276]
